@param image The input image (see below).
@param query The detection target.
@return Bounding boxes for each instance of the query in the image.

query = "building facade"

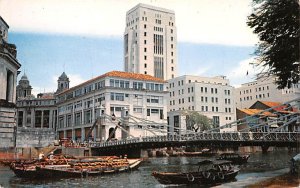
[56,71,168,142]
[235,74,300,109]
[16,75,56,147]
[124,3,177,80]
[0,16,21,148]
[167,75,236,132]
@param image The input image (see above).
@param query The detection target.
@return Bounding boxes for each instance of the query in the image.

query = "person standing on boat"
[49,152,54,160]
[38,152,45,161]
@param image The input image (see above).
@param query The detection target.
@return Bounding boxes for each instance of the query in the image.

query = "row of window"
[61,79,165,102]
[239,86,270,95]
[240,93,270,101]
[169,87,194,97]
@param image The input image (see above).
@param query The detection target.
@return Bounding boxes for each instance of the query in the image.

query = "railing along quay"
[89,132,300,148]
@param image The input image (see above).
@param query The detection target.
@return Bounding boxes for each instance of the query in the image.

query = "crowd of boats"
[0,151,251,186]
[4,154,142,179]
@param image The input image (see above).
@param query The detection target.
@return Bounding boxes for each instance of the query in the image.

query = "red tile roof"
[58,71,166,95]
[239,108,276,117]
[258,101,298,113]
[260,101,282,108]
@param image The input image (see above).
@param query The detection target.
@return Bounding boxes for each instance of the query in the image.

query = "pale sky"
[0,0,259,95]
[1,0,257,46]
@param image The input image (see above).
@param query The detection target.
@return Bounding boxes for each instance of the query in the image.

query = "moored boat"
[11,156,142,179]
[217,153,250,165]
[152,160,239,185]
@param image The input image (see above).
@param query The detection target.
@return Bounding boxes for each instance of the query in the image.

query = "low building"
[0,16,21,148]
[56,71,168,142]
[167,75,236,132]
[235,74,300,109]
[236,100,300,132]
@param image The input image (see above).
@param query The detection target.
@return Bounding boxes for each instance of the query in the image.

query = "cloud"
[68,74,86,87]
[31,73,86,96]
[225,58,259,87]
[0,0,257,46]
[191,66,211,76]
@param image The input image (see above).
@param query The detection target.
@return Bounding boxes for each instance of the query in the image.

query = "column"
[81,109,84,125]
[72,128,75,141]
[41,110,44,128]
[72,104,75,127]
[81,127,85,142]
[31,109,35,128]
[49,110,53,129]
[0,64,6,100]
[22,109,26,127]
[7,71,14,102]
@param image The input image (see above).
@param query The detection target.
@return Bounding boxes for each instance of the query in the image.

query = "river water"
[0,149,297,188]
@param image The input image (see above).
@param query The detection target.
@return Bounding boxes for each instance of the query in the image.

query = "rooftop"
[127,3,175,15]
[58,71,166,95]
[238,108,276,117]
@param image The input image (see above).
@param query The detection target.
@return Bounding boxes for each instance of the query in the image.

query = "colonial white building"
[235,74,300,109]
[167,75,236,132]
[56,71,168,142]
[16,74,56,147]
[124,3,177,80]
[0,16,21,148]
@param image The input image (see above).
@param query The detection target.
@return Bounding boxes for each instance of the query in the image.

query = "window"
[144,48,147,52]
[144,24,146,28]
[147,96,160,103]
[144,63,147,68]
[144,56,147,60]
[144,32,147,36]
[144,40,147,44]
[133,82,143,90]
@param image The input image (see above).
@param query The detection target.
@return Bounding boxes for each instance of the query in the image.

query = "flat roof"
[127,3,175,15]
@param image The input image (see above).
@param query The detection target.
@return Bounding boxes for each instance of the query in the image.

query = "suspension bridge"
[85,98,300,157]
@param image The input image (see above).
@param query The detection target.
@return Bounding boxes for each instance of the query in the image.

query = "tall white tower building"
[124,3,177,80]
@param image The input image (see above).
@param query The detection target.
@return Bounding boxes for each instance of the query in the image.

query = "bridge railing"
[90,132,299,148]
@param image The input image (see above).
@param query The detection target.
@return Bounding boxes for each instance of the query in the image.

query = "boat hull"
[152,170,239,185]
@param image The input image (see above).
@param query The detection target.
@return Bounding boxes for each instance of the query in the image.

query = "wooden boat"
[152,160,239,185]
[35,158,142,178]
[217,153,250,164]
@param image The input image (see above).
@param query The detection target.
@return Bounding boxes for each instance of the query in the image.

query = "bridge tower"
[121,107,130,139]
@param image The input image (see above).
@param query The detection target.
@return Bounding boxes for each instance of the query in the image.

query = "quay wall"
[16,127,55,148]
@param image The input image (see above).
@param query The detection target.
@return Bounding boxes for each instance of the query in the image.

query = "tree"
[247,0,300,89]
[182,110,213,132]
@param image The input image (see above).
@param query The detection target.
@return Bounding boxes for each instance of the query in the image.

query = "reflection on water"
[0,150,297,188]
